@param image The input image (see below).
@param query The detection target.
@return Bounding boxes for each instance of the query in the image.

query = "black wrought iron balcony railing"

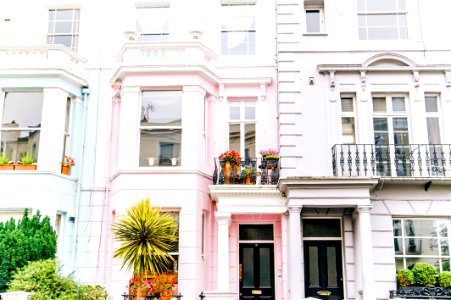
[212,157,280,185]
[332,144,451,177]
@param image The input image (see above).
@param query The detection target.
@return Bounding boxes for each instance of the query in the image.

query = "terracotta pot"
[222,161,232,184]
[61,165,71,175]
[14,164,37,170]
[0,165,14,170]
[245,176,251,184]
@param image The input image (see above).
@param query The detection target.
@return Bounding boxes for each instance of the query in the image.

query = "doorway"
[304,240,343,299]
[239,224,275,300]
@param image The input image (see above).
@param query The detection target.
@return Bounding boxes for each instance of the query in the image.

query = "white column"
[288,206,304,300]
[357,205,376,300]
[216,212,231,291]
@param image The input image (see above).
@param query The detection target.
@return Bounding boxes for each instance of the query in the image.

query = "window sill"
[303,32,328,36]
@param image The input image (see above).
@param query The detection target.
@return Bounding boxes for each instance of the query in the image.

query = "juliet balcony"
[212,157,280,185]
[332,144,451,177]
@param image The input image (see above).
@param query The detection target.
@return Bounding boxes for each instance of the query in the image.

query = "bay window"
[139,91,182,167]
[393,218,450,272]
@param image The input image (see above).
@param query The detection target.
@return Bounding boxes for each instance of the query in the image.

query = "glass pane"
[306,10,320,32]
[55,9,74,21]
[399,27,408,39]
[244,102,256,120]
[259,248,271,287]
[403,238,438,255]
[308,246,319,287]
[398,0,406,10]
[359,28,367,40]
[427,118,441,144]
[441,239,449,256]
[341,98,354,112]
[244,123,255,161]
[367,14,397,26]
[373,118,388,131]
[230,103,240,120]
[395,257,405,270]
[373,97,386,112]
[357,0,365,12]
[366,0,397,11]
[139,129,181,167]
[243,248,254,287]
[327,247,338,287]
[404,219,436,237]
[239,225,274,240]
[303,219,341,237]
[229,123,240,152]
[425,96,438,112]
[439,221,449,237]
[342,117,355,144]
[393,117,408,130]
[368,27,399,40]
[392,97,406,112]
[443,259,451,271]
[393,220,402,236]
[406,258,439,271]
[141,91,182,126]
[398,14,407,26]
[52,35,72,48]
[394,237,402,254]
[54,21,73,33]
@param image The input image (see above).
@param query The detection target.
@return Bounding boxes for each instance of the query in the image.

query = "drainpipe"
[72,86,90,270]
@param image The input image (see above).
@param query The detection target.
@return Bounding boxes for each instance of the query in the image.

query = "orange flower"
[219,150,241,164]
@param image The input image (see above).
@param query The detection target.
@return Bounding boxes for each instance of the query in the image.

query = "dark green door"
[239,243,275,300]
[304,241,344,300]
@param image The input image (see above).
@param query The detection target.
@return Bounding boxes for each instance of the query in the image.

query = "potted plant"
[260,149,279,169]
[0,154,14,170]
[113,199,178,300]
[392,262,445,297]
[243,168,253,184]
[61,155,75,175]
[15,154,37,170]
[218,150,241,184]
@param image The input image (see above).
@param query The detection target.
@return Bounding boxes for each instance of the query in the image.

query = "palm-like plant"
[112,198,178,296]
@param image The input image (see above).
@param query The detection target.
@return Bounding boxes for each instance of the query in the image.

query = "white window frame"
[228,100,257,161]
[357,0,408,40]
[221,4,256,56]
[340,95,356,144]
[47,8,80,51]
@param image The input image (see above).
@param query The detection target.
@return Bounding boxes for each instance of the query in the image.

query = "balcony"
[212,158,280,185]
[332,144,451,177]
[0,45,86,79]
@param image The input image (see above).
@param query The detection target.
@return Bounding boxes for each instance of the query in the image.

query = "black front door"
[239,243,275,300]
[304,241,344,300]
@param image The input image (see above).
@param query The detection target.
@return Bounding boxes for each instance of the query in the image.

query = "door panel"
[304,241,343,300]
[239,243,274,300]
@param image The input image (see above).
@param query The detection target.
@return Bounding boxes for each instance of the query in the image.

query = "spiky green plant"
[112,198,178,294]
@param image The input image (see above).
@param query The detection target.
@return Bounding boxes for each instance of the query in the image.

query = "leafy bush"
[0,209,56,291]
[397,269,414,286]
[411,262,437,286]
[439,271,451,288]
[8,259,108,300]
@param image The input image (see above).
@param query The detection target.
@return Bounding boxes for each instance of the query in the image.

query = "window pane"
[366,0,397,11]
[342,117,355,144]
[327,247,338,287]
[1,92,43,162]
[392,97,406,112]
[427,118,441,144]
[139,129,181,167]
[373,97,386,112]
[244,123,255,161]
[243,248,254,287]
[341,98,354,112]
[368,27,399,40]
[373,118,388,131]
[425,96,438,112]
[393,118,408,130]
[229,103,240,120]
[239,224,274,240]
[229,123,240,152]
[308,246,320,287]
[244,103,255,120]
[367,14,397,26]
[141,91,182,126]
[259,248,271,286]
[303,219,341,237]
[306,10,320,32]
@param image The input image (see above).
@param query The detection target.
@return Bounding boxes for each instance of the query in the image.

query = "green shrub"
[439,271,451,288]
[411,262,437,286]
[397,269,414,286]
[8,259,108,300]
[0,209,56,291]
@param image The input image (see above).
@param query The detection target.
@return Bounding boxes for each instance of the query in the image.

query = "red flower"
[219,150,241,164]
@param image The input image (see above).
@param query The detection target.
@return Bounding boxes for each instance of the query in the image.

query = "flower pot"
[61,165,71,175]
[0,165,14,170]
[148,157,155,166]
[222,161,232,184]
[245,175,251,184]
[14,164,37,170]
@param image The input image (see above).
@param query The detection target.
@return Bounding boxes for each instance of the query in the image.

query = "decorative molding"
[260,83,266,101]
[329,71,335,91]
[446,71,451,89]
[413,71,420,91]
[360,71,366,91]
